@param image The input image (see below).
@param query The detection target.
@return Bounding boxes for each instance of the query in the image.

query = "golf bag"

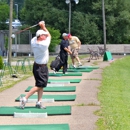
[50,55,63,71]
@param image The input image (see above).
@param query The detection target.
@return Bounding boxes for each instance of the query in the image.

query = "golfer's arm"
[43,27,51,38]
[39,23,51,38]
[64,47,72,54]
[68,45,71,50]
[76,37,81,48]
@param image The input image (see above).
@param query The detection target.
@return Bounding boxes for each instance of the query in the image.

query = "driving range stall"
[49,72,82,76]
[0,124,70,130]
[0,105,71,117]
[25,86,76,92]
[0,64,99,129]
[0,76,81,129]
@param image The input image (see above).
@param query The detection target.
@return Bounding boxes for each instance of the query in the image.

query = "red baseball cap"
[68,33,71,38]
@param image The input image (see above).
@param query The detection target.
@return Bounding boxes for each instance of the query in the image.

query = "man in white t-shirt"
[20,21,51,109]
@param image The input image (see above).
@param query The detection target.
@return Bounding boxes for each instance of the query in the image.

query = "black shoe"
[63,72,68,75]
[36,103,46,109]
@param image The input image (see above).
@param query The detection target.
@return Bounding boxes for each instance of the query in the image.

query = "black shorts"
[33,63,48,88]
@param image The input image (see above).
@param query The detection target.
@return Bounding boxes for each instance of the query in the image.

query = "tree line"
[0,0,130,46]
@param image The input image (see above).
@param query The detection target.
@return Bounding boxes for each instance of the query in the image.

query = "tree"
[0,1,10,30]
[48,27,61,52]
[0,56,3,70]
[92,0,130,44]
[8,0,130,44]
[72,11,101,44]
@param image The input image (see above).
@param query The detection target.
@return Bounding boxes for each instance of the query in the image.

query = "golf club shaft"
[15,24,38,34]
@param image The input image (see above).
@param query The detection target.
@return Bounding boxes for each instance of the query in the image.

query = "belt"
[34,62,47,67]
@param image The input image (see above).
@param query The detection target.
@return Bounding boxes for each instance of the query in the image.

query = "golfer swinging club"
[20,21,51,109]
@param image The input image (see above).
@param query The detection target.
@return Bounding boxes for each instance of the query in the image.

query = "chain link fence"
[0,30,32,56]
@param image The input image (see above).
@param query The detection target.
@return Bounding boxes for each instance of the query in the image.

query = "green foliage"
[0,1,10,30]
[72,12,101,44]
[4,36,8,50]
[0,2,9,21]
[92,0,130,44]
[1,0,130,44]
[0,56,3,69]
[0,1,21,29]
[48,27,61,52]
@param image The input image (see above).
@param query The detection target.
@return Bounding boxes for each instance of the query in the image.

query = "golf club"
[11,23,39,38]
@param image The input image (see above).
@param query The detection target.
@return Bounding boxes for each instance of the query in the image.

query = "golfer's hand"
[39,21,45,28]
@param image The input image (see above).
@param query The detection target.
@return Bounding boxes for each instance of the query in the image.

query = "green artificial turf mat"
[48,79,81,83]
[0,124,69,130]
[69,65,99,69]
[15,94,76,101]
[0,105,71,116]
[49,72,82,76]
[25,86,76,92]
[59,69,92,72]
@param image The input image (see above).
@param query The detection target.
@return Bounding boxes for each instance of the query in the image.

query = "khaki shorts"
[70,48,79,59]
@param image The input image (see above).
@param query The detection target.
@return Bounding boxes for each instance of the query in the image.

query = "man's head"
[62,33,69,40]
[67,34,72,39]
[36,30,48,40]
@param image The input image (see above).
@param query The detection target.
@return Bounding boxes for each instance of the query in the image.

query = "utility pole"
[65,0,79,34]
[15,4,18,19]
[102,0,106,51]
[68,1,71,34]
[8,0,13,65]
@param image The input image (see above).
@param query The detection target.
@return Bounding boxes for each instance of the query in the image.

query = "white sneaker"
[20,97,27,109]
[72,65,76,68]
[53,68,56,74]
[78,63,82,66]
[36,102,46,109]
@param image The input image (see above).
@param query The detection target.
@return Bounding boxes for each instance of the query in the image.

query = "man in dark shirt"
[56,33,72,74]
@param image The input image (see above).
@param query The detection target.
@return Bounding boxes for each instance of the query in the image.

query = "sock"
[23,97,27,102]
[36,101,41,104]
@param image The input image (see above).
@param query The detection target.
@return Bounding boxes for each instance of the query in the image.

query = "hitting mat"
[49,72,82,76]
[69,65,99,69]
[25,86,76,92]
[48,79,81,83]
[15,94,76,101]
[0,124,69,130]
[0,105,71,116]
[59,69,92,72]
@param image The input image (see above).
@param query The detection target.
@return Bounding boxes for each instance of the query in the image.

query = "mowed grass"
[97,56,130,130]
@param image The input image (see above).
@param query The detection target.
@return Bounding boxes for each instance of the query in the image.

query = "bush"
[48,27,61,52]
[0,56,3,69]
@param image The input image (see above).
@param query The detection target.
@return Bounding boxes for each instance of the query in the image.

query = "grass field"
[96,56,130,130]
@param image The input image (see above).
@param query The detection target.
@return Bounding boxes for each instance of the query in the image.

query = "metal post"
[65,0,79,34]
[102,0,106,51]
[15,4,18,19]
[8,0,13,65]
[15,33,17,57]
[68,1,71,34]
